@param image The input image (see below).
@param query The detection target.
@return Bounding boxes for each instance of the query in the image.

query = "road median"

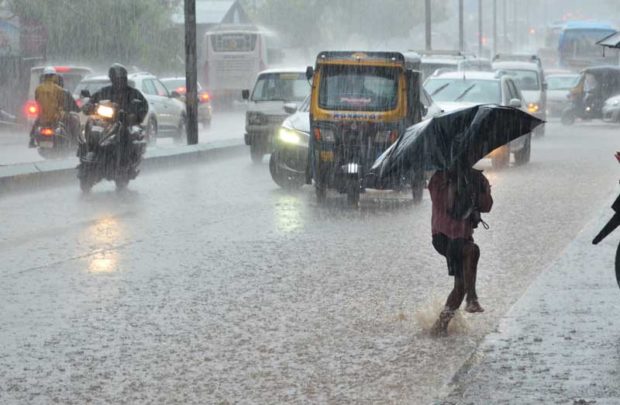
[0,139,245,194]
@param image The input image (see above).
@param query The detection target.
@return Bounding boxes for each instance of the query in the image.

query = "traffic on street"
[1,0,620,403]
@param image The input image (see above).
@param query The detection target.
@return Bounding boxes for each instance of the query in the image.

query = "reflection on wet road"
[0,122,618,403]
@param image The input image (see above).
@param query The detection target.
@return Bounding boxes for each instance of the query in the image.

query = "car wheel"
[146,118,158,145]
[174,115,186,145]
[269,152,304,190]
[491,145,510,169]
[561,109,575,126]
[514,136,531,165]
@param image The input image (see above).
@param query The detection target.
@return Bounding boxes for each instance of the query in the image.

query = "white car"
[492,60,547,136]
[424,71,532,168]
[75,72,187,144]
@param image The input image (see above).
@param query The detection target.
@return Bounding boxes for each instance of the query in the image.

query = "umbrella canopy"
[597,32,620,49]
[370,104,543,181]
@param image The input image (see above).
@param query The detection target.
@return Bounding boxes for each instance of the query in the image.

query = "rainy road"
[0,121,618,403]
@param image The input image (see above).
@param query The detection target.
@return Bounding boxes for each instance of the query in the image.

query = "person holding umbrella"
[428,164,493,337]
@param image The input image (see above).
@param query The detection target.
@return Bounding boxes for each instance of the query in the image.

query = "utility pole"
[502,0,508,51]
[492,0,497,56]
[184,0,199,145]
[425,0,432,51]
[478,0,483,56]
[459,0,464,52]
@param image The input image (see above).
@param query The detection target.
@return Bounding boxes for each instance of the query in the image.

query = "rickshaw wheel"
[615,241,620,290]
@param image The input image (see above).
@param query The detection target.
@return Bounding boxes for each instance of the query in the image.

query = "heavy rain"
[1,0,619,403]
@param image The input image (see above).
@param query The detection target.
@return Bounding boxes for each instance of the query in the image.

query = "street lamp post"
[478,0,483,56]
[492,0,497,56]
[425,0,432,51]
[459,0,464,52]
[184,0,199,145]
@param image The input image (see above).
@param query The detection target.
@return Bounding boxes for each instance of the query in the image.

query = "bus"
[203,24,272,105]
[558,21,618,70]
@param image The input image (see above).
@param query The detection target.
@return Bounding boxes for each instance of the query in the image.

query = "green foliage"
[7,0,183,72]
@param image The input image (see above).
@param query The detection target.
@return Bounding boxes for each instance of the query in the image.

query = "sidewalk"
[439,197,620,405]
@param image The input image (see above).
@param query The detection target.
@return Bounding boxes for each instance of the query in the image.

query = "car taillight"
[175,86,187,95]
[75,98,83,108]
[23,100,40,119]
[54,66,72,73]
[199,92,210,103]
[40,128,55,136]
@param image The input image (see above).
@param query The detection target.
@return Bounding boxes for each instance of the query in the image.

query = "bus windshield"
[210,33,257,52]
[251,72,309,102]
[560,29,616,59]
[318,65,400,111]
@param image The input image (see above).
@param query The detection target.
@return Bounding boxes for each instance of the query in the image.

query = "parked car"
[160,77,213,128]
[424,71,532,168]
[545,71,580,117]
[75,72,187,144]
[242,68,311,163]
[492,59,547,136]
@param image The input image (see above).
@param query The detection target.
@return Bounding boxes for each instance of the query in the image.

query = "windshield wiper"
[454,84,477,101]
[431,83,451,97]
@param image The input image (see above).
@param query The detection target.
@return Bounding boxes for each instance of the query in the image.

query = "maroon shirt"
[428,170,493,239]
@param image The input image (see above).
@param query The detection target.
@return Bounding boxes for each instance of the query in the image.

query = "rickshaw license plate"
[39,141,53,148]
[320,151,334,161]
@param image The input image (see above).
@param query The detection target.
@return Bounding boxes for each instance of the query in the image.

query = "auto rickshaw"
[306,51,427,206]
[561,66,620,125]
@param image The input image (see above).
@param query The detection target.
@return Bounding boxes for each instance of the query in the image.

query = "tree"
[7,0,183,72]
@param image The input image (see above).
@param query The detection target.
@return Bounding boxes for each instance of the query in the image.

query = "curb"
[0,139,246,194]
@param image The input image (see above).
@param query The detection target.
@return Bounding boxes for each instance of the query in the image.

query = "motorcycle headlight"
[247,112,265,125]
[97,105,115,119]
[278,126,303,145]
[527,103,539,113]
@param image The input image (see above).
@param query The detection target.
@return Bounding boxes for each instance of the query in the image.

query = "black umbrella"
[370,104,544,181]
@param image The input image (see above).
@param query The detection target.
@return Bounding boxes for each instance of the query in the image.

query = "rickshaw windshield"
[318,65,400,111]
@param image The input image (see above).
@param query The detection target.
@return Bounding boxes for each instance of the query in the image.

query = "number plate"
[39,141,54,148]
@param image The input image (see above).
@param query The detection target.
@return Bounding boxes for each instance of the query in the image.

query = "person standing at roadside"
[428,166,493,337]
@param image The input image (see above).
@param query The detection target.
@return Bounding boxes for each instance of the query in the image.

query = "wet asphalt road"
[0,121,618,403]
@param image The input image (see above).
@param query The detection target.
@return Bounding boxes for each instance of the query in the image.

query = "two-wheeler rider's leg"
[463,242,484,313]
[28,119,38,148]
[65,112,81,144]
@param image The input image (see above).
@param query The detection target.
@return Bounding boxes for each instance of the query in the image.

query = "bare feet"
[465,300,485,313]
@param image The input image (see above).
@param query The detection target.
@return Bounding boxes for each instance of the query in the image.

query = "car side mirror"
[242,89,250,100]
[542,82,548,91]
[283,102,298,114]
[170,91,181,98]
[306,66,314,81]
[509,98,522,108]
[80,89,91,98]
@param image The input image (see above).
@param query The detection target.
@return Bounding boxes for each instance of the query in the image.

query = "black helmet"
[108,63,128,88]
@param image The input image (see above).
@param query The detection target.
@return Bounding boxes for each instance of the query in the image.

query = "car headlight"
[613,99,620,106]
[247,112,265,125]
[278,126,304,145]
[527,103,539,113]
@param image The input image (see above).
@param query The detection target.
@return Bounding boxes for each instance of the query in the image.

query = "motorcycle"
[77,99,147,192]
[592,152,620,289]
[33,121,75,159]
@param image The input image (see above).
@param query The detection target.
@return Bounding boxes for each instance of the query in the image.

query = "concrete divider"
[0,139,246,194]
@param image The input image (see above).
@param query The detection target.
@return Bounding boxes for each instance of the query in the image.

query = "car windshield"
[318,65,400,111]
[502,69,541,91]
[546,75,580,90]
[251,72,309,102]
[424,78,501,104]
[421,62,458,79]
[74,80,110,96]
